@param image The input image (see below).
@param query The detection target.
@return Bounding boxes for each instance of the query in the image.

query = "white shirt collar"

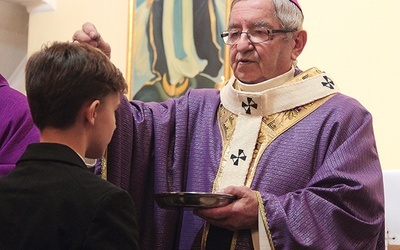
[237,63,296,92]
[74,150,96,168]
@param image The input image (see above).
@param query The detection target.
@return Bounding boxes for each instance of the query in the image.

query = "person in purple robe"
[0,74,39,176]
[73,0,385,249]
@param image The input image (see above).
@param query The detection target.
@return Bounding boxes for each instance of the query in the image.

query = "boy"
[0,42,139,249]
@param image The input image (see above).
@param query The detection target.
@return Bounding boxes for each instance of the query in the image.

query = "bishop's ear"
[85,100,100,125]
[291,30,307,61]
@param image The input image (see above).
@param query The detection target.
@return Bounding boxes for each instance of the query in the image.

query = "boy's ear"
[85,100,100,125]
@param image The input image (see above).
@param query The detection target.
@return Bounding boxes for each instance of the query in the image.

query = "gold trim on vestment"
[255,191,275,250]
[101,151,107,180]
[205,94,335,249]
[202,68,338,249]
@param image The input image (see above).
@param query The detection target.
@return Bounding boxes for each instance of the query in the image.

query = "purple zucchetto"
[289,0,302,12]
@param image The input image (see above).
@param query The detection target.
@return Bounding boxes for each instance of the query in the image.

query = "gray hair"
[230,0,304,30]
[273,0,304,30]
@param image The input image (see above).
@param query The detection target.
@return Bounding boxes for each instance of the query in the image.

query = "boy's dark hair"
[25,42,127,130]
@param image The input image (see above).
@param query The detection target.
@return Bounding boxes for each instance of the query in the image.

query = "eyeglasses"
[221,28,297,45]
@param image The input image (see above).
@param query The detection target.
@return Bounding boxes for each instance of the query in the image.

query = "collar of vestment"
[237,63,296,92]
[220,67,338,117]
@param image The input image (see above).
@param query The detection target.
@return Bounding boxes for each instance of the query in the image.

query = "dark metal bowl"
[154,192,236,209]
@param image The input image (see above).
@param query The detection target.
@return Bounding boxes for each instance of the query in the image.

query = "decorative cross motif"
[242,97,258,114]
[231,149,247,166]
[321,76,335,89]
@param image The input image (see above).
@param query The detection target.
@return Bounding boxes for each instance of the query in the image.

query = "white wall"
[26,0,399,170]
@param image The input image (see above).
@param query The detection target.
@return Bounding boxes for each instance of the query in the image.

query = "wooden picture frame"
[126,0,232,102]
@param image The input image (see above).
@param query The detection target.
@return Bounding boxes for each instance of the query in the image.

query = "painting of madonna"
[129,0,229,101]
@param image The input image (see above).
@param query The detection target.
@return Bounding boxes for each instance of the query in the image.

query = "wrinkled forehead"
[228,21,274,30]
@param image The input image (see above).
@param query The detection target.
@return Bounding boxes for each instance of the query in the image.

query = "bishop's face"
[228,0,297,84]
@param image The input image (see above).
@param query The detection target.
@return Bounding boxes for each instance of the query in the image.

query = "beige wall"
[0,1,28,79]
[27,0,399,170]
[28,0,129,75]
[300,1,400,170]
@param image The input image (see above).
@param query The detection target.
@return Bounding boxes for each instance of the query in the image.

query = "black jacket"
[0,143,139,249]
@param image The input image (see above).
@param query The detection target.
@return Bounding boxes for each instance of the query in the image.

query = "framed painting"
[126,0,232,102]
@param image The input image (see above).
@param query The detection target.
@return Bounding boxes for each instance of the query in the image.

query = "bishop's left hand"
[193,186,259,231]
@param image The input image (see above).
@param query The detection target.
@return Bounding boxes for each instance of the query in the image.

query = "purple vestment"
[107,86,384,249]
[0,74,40,176]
